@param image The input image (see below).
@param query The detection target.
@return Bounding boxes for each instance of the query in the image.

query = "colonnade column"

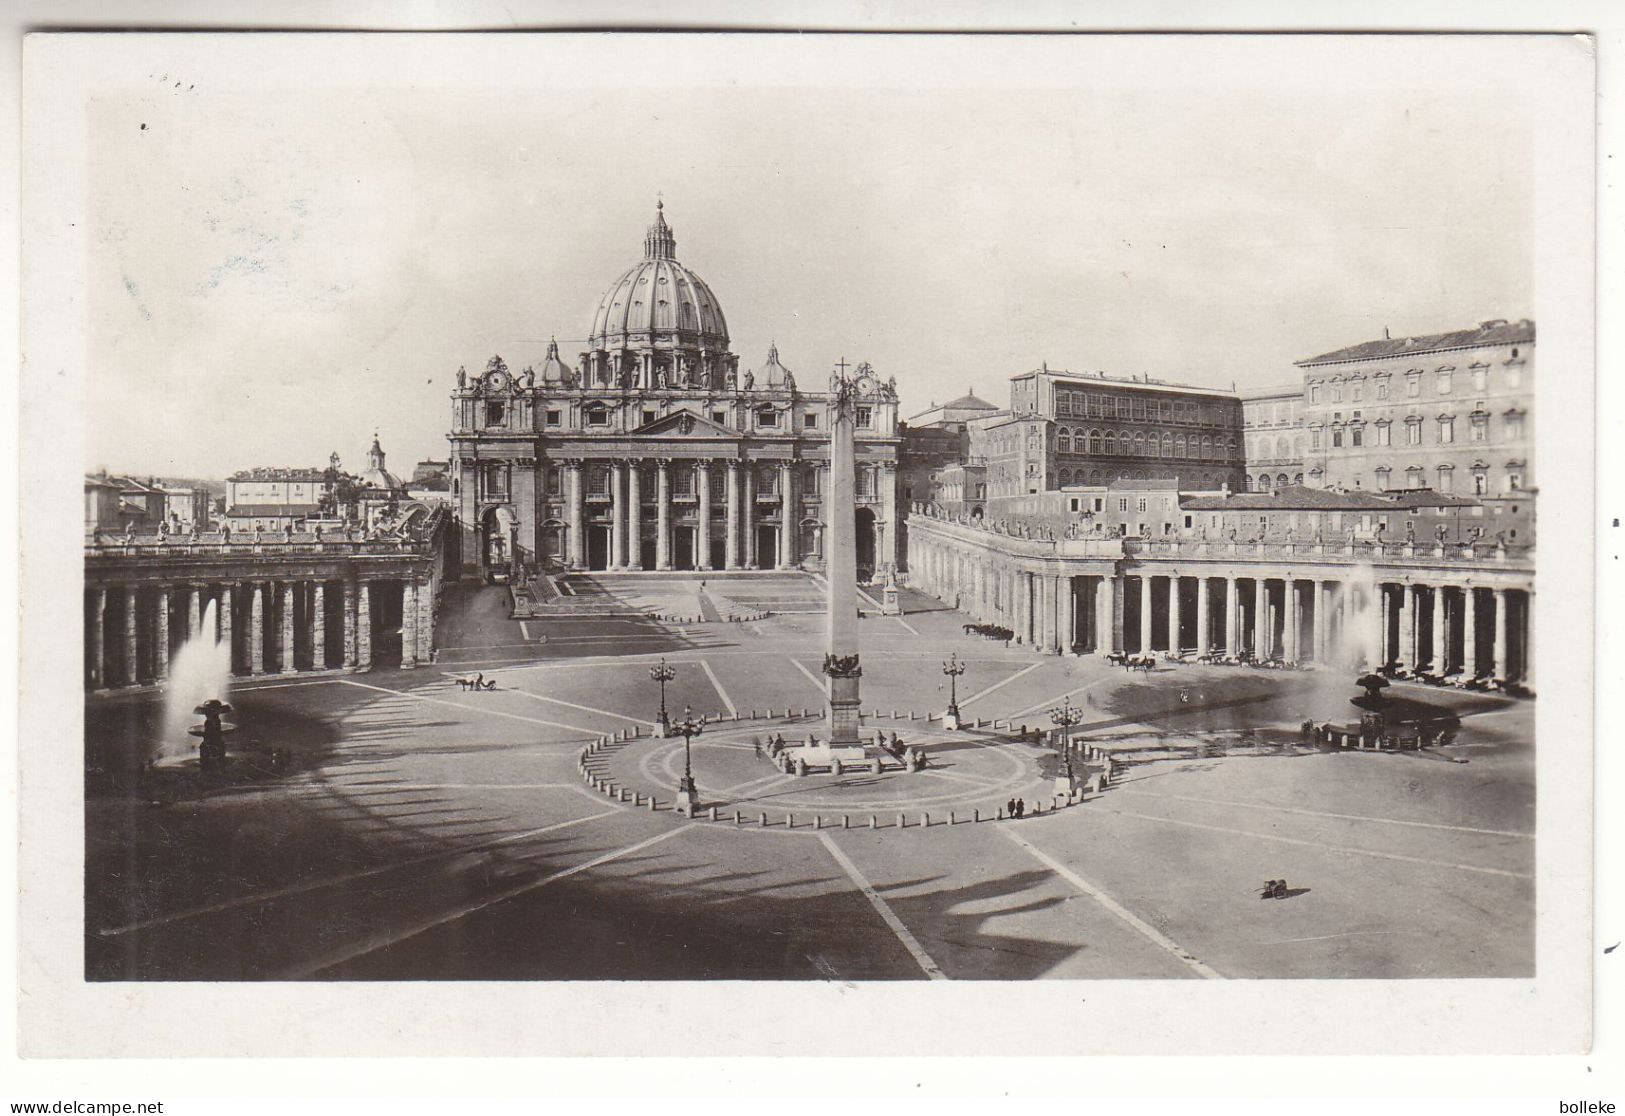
[1225,576,1239,656]
[627,461,643,570]
[1403,584,1419,671]
[219,584,234,673]
[89,587,107,688]
[401,581,418,669]
[188,586,201,638]
[1372,584,1389,670]
[155,586,170,681]
[1195,576,1211,655]
[1252,578,1269,659]
[656,461,672,571]
[1283,578,1299,663]
[122,587,139,686]
[566,461,585,569]
[779,461,795,569]
[1139,574,1153,654]
[1463,587,1478,677]
[696,462,713,571]
[1493,588,1509,682]
[250,583,266,675]
[418,580,434,663]
[1313,580,1330,662]
[1094,575,1114,654]
[357,582,373,671]
[1167,575,1182,655]
[343,581,358,669]
[280,583,295,674]
[311,582,326,670]
[1431,586,1447,672]
[725,461,741,570]
[1059,576,1075,654]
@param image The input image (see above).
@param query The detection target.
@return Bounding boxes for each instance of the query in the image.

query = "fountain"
[188,698,236,773]
[159,598,233,766]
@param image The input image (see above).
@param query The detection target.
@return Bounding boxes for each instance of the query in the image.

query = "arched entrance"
[855,508,877,581]
[481,506,518,582]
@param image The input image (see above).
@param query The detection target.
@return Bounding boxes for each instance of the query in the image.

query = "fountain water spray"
[159,599,232,762]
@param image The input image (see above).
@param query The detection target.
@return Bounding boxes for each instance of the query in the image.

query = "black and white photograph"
[14,18,1604,1077]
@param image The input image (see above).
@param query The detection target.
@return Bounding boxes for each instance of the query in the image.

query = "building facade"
[1297,319,1534,497]
[447,204,902,580]
[225,467,331,532]
[973,366,1245,497]
[1241,384,1306,492]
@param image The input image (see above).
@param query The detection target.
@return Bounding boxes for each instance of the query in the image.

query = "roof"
[1240,384,1303,401]
[229,467,328,483]
[1014,367,1240,401]
[1377,489,1480,509]
[1181,484,1396,512]
[939,391,998,411]
[1296,319,1534,367]
[1106,478,1184,491]
[84,474,121,491]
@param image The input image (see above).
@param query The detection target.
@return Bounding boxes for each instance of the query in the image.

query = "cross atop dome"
[644,197,676,260]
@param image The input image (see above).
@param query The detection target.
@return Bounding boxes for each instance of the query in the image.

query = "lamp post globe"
[1049,698,1081,786]
[649,657,677,737]
[942,653,967,730]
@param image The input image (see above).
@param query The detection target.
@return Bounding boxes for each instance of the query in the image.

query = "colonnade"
[85,576,437,691]
[910,537,1533,685]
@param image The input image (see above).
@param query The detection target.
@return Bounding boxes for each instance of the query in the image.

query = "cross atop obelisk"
[823,358,863,746]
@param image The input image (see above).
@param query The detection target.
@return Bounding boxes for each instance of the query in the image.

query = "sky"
[83,34,1536,479]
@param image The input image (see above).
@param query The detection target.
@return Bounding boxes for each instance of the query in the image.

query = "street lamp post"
[670,704,706,815]
[649,657,676,737]
[1049,698,1081,791]
[942,652,967,730]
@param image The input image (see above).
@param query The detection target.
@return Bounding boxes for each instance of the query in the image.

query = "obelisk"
[823,360,863,746]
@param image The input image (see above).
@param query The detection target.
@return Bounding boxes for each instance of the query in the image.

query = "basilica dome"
[587,202,730,351]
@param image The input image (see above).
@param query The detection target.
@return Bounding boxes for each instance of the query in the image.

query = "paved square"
[86,575,1534,981]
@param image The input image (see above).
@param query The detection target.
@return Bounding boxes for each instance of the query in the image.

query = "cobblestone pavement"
[85,576,1534,981]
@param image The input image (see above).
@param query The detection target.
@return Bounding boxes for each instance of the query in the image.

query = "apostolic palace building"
[446,203,902,581]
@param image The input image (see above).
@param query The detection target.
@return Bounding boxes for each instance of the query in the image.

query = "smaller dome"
[358,433,404,492]
[539,337,574,385]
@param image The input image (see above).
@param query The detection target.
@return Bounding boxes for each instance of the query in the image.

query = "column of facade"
[343,581,358,669]
[696,461,714,570]
[122,586,139,685]
[1493,588,1509,681]
[566,461,585,568]
[1372,584,1390,670]
[219,584,234,674]
[627,460,644,570]
[1196,576,1211,655]
[1225,576,1239,656]
[1139,575,1153,654]
[1061,576,1077,653]
[724,461,741,570]
[743,466,759,568]
[609,461,627,570]
[279,582,296,674]
[1403,584,1419,671]
[1522,589,1534,687]
[400,581,418,669]
[155,586,171,681]
[778,461,796,569]
[1283,578,1299,663]
[1166,575,1181,655]
[357,582,373,670]
[311,582,326,670]
[89,587,107,688]
[1463,586,1479,677]
[250,583,266,675]
[1100,574,1119,655]
[1431,586,1447,673]
[188,585,201,638]
[655,460,672,571]
[1252,578,1269,659]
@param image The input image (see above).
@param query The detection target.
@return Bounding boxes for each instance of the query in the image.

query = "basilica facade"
[448,204,901,579]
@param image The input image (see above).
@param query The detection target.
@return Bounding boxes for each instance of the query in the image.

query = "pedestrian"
[1006,797,1016,818]
[1015,797,1026,819]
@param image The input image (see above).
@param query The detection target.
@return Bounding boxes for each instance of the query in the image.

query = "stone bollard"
[1019,724,1027,737]
[974,808,981,823]
[814,815,822,830]
[921,813,929,828]
[897,812,906,829]
[786,814,794,829]
[869,815,878,829]
[649,798,658,811]
[842,815,850,829]
[634,793,643,806]
[759,812,767,826]
[832,758,844,776]
[734,811,742,825]
[710,806,719,821]
[949,810,956,825]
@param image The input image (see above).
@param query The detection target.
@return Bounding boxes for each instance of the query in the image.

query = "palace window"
[803,413,818,429]
[1504,412,1524,438]
[1406,419,1422,445]
[1472,367,1488,392]
[673,466,693,497]
[1058,430,1072,452]
[1505,468,1523,492]
[1507,364,1524,388]
[1407,373,1421,398]
[1375,421,1391,447]
[642,409,657,426]
[1437,465,1455,494]
[856,406,873,429]
[545,409,561,427]
[1331,383,1343,403]
[585,405,610,427]
[1118,498,1129,512]
[1351,382,1363,402]
[1470,413,1488,441]
[1331,429,1343,449]
[757,406,780,428]
[1309,384,1321,403]
[589,465,611,496]
[1375,378,1390,400]
[485,402,507,427]
[1310,428,1322,450]
[1437,368,1453,394]
[1438,416,1455,444]
[1375,466,1391,491]
[1472,468,1488,495]
[1137,497,1148,513]
[1406,466,1424,487]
